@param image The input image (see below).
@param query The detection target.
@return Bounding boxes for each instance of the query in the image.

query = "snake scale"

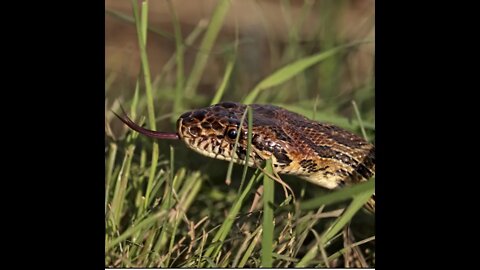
[114,101,375,211]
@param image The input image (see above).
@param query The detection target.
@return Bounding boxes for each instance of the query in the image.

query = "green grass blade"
[321,190,374,243]
[239,105,253,191]
[210,56,236,105]
[131,0,159,211]
[157,19,207,85]
[237,226,262,267]
[295,181,375,267]
[166,212,180,266]
[170,145,175,187]
[152,148,178,256]
[243,41,371,104]
[130,81,140,118]
[232,225,261,267]
[110,143,136,228]
[167,0,185,118]
[322,235,376,266]
[105,9,172,39]
[203,257,218,268]
[105,142,117,214]
[140,1,148,44]
[201,169,262,265]
[224,108,248,185]
[184,0,230,96]
[106,210,166,251]
[179,172,203,213]
[352,100,368,141]
[261,158,274,267]
[135,148,148,218]
[297,178,375,211]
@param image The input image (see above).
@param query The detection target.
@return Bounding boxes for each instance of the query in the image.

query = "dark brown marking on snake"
[228,118,241,126]
[211,121,223,131]
[303,138,374,180]
[355,163,374,180]
[219,118,229,125]
[183,117,198,125]
[271,126,293,143]
[235,146,247,160]
[323,124,368,148]
[206,116,215,123]
[201,122,211,129]
[219,101,238,109]
[361,147,375,170]
[300,159,315,168]
[272,146,292,165]
[192,110,207,121]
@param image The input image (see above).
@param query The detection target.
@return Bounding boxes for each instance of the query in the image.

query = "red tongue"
[112,108,180,140]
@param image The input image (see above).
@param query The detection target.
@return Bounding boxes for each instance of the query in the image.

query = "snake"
[114,101,375,211]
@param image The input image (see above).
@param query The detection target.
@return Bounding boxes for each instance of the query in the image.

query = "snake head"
[176,101,296,170]
[176,102,256,165]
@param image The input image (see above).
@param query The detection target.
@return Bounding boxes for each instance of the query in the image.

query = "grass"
[105,0,375,267]
[261,158,275,267]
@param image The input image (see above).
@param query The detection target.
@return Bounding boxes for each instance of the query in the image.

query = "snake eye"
[227,128,237,139]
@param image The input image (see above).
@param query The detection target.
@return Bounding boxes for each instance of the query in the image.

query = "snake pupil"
[227,129,237,139]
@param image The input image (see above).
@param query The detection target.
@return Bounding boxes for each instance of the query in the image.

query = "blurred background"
[106,0,374,128]
[105,0,375,267]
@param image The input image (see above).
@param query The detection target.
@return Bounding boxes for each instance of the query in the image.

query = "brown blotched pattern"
[176,102,375,191]
[116,101,376,212]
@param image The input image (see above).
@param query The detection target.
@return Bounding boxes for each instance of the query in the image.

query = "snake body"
[115,102,375,209]
[177,102,375,189]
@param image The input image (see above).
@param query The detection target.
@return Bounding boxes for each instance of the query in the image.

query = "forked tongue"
[112,108,179,140]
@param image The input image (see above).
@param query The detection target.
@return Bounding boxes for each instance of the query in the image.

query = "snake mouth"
[112,108,179,140]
